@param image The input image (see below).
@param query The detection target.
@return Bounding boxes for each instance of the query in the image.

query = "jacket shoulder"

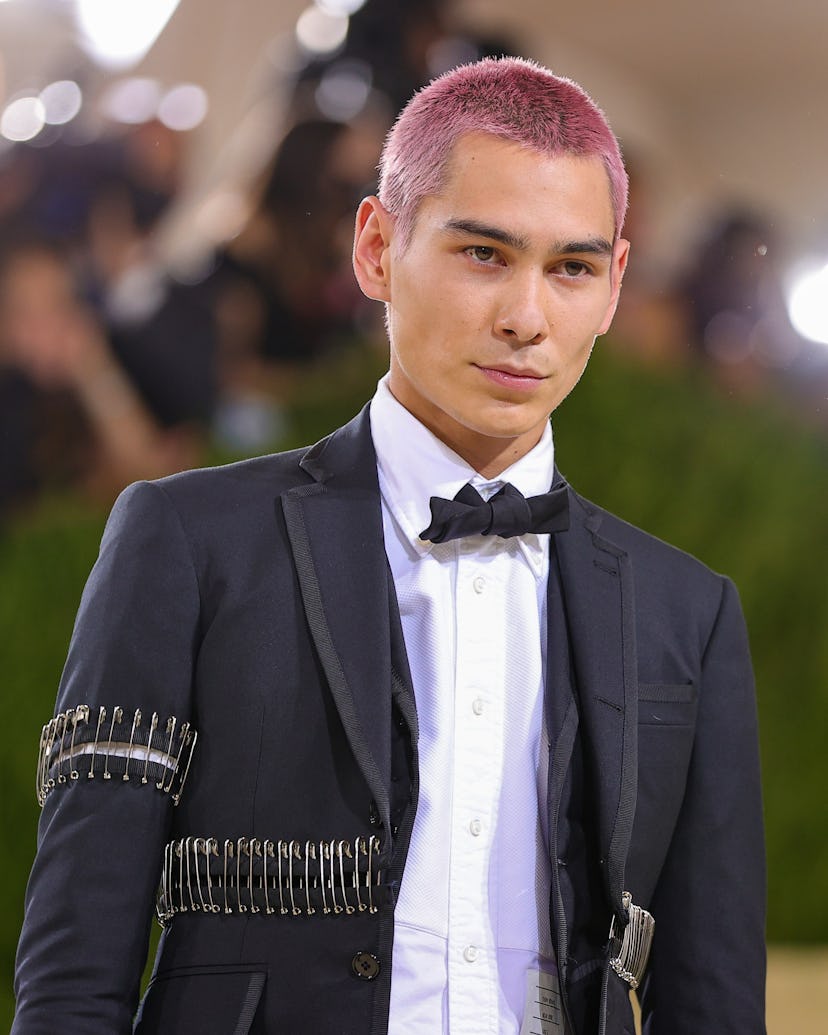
[572,490,728,598]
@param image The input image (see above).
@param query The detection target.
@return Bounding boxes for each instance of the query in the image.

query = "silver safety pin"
[193,837,206,911]
[55,711,70,783]
[263,840,275,914]
[163,721,190,794]
[328,839,342,915]
[223,840,233,914]
[172,729,197,805]
[184,837,198,911]
[68,705,88,779]
[277,841,288,915]
[103,706,123,780]
[176,840,187,914]
[354,836,365,912]
[338,840,355,915]
[287,841,300,916]
[236,838,248,913]
[304,841,316,916]
[249,840,260,914]
[123,709,141,781]
[319,841,330,915]
[158,717,176,789]
[88,706,106,779]
[142,712,158,784]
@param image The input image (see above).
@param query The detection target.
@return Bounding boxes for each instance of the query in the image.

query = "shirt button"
[472,575,486,594]
[472,698,485,716]
[463,945,479,963]
[351,951,381,981]
[469,818,482,837]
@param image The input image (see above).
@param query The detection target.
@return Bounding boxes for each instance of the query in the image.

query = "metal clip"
[608,892,654,990]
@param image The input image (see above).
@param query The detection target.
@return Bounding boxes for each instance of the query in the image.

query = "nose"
[493,272,549,346]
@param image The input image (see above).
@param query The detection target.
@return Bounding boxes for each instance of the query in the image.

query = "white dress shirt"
[370,376,559,1035]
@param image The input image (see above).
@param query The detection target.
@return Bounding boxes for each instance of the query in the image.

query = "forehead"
[424,132,615,243]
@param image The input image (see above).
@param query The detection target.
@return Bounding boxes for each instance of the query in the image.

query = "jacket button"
[351,951,381,981]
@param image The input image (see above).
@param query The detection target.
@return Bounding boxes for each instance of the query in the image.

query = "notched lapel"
[281,409,395,829]
[555,491,639,917]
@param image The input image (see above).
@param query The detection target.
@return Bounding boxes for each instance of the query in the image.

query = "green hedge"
[2,343,826,1026]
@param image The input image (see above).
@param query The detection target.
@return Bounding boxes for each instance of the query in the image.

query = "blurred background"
[1,0,826,1029]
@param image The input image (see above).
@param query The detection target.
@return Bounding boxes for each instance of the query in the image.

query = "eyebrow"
[442,218,614,257]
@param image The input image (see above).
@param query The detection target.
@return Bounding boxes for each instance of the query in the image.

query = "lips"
[476,363,547,391]
[484,365,544,379]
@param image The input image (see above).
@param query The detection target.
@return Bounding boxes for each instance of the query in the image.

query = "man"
[13,57,766,1034]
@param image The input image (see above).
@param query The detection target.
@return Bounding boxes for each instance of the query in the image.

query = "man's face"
[354,132,629,475]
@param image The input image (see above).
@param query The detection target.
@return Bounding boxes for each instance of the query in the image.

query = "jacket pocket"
[134,963,266,1035]
[637,681,697,725]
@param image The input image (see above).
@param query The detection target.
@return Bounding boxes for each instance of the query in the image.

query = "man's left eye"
[467,246,497,262]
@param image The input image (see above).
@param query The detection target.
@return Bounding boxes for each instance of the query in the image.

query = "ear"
[597,238,630,335]
[352,196,395,303]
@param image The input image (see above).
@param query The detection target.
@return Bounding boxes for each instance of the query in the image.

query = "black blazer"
[13,407,766,1034]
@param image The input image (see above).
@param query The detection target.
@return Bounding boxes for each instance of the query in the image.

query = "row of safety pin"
[37,705,197,807]
[608,891,655,990]
[157,836,384,924]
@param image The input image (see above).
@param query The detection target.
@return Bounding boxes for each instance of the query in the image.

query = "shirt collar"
[369,374,555,569]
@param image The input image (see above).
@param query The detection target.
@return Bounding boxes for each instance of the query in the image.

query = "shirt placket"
[448,538,506,1034]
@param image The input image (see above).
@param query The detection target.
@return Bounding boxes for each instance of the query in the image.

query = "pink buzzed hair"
[378,56,628,247]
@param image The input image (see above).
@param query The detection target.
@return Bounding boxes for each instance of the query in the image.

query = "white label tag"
[520,968,564,1035]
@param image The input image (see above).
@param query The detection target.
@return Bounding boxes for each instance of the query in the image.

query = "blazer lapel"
[554,486,639,922]
[280,406,396,831]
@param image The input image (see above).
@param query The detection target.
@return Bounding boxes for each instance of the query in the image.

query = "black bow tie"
[420,481,570,544]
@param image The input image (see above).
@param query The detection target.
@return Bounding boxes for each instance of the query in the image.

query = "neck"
[427,423,548,479]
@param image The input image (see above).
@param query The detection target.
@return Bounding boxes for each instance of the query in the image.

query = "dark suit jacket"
[13,407,766,1034]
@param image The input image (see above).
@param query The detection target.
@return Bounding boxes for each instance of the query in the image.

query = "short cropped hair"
[378,56,628,247]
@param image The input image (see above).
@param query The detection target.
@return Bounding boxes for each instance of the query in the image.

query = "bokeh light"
[788,262,828,346]
[100,77,162,124]
[295,5,348,55]
[315,60,371,121]
[316,0,367,14]
[158,83,208,131]
[1,96,46,142]
[39,80,83,126]
[75,0,182,70]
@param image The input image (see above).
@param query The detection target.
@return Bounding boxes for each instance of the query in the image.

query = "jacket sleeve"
[640,576,767,1034]
[13,480,202,1035]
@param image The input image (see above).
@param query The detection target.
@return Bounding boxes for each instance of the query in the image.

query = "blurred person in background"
[13,57,765,1035]
[678,211,803,396]
[0,238,201,518]
[208,117,383,452]
[81,127,218,437]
